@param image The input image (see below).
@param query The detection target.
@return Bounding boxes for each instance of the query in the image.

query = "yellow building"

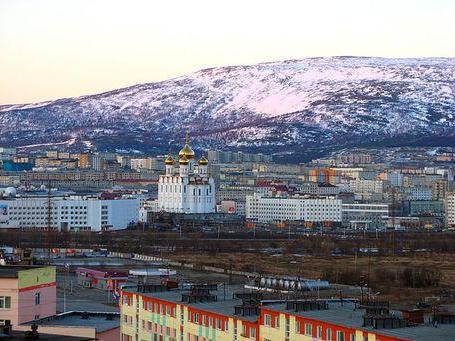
[118,284,447,341]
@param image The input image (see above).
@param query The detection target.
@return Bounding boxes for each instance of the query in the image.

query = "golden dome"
[198,155,208,165]
[178,144,195,160]
[178,131,195,160]
[179,155,189,165]
[164,156,175,165]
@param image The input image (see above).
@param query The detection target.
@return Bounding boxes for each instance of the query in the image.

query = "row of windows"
[264,315,358,341]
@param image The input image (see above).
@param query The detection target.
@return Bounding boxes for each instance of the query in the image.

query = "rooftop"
[123,284,261,322]
[267,301,455,341]
[124,285,455,341]
[0,265,50,278]
[21,311,120,333]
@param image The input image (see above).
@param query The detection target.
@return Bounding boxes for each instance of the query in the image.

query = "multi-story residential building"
[130,157,163,171]
[446,192,455,227]
[431,179,448,200]
[0,196,140,231]
[216,187,255,203]
[158,137,215,214]
[403,186,433,201]
[402,200,444,217]
[246,194,342,224]
[306,168,340,185]
[297,182,340,196]
[336,153,372,165]
[120,284,453,341]
[208,150,271,163]
[349,179,384,194]
[342,203,389,229]
[386,171,404,187]
[0,266,56,327]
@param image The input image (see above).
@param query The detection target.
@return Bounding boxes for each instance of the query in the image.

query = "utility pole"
[46,177,53,260]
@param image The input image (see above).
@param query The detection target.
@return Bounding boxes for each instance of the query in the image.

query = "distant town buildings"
[208,150,272,163]
[446,192,455,227]
[0,144,453,230]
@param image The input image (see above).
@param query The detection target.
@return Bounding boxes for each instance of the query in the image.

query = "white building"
[349,179,384,194]
[0,196,140,231]
[245,194,342,223]
[157,135,215,213]
[446,192,455,227]
[342,203,389,229]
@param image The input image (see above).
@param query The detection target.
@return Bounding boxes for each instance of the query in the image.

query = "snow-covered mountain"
[1,57,454,161]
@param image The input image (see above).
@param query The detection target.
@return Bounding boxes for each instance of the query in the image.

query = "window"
[250,328,256,338]
[264,314,272,327]
[274,316,280,328]
[336,331,345,341]
[317,326,323,338]
[216,318,222,330]
[208,317,213,327]
[327,328,332,341]
[242,324,247,336]
[194,313,199,323]
[0,296,11,309]
[305,323,312,336]
[295,321,300,334]
[34,292,41,305]
[350,335,356,341]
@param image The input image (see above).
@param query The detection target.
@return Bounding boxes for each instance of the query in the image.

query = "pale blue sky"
[1,0,454,104]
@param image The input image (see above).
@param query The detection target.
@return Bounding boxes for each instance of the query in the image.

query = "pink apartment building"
[0,266,56,327]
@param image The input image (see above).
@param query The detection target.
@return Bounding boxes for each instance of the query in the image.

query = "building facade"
[119,285,442,341]
[0,196,140,231]
[158,136,215,214]
[446,192,455,227]
[246,194,342,224]
[0,266,56,327]
[342,203,389,229]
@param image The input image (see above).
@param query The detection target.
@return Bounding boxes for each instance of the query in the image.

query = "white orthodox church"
[157,135,216,213]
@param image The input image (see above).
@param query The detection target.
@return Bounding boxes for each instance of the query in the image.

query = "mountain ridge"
[1,56,454,162]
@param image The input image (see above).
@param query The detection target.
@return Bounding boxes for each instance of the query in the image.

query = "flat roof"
[124,284,260,322]
[267,301,455,341]
[1,331,91,340]
[22,311,120,333]
[0,265,52,278]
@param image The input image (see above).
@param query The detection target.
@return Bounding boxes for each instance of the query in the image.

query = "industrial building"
[0,195,141,231]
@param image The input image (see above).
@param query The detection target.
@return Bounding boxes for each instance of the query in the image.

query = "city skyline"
[1,0,454,104]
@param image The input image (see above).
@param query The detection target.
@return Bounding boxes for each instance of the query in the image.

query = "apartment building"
[120,284,453,341]
[446,192,455,227]
[0,196,140,231]
[0,266,56,327]
[245,194,342,223]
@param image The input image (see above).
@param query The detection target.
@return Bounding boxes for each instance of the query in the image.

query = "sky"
[1,0,454,104]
